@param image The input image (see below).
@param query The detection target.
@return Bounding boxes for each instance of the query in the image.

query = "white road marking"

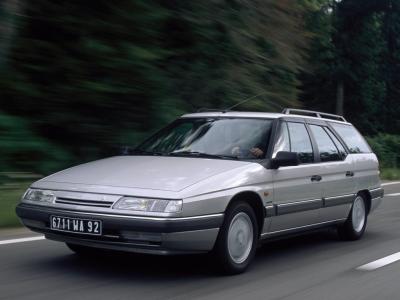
[0,236,45,245]
[386,193,400,197]
[357,252,400,271]
[381,181,400,186]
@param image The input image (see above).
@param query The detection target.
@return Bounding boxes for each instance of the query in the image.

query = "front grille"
[55,197,114,208]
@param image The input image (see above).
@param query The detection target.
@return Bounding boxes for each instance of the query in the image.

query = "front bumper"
[16,203,223,254]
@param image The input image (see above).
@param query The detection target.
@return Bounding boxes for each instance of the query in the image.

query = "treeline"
[0,0,399,174]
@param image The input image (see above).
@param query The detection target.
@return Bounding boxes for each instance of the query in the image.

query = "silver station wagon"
[16,109,384,274]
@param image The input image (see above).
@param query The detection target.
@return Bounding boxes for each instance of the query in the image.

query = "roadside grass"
[0,182,31,228]
[381,168,400,180]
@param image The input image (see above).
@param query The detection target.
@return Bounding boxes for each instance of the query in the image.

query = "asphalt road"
[1,182,400,300]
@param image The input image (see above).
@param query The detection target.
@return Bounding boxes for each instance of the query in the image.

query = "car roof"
[181,111,350,125]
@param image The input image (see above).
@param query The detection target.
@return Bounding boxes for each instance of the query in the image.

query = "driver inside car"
[230,124,267,158]
[231,145,264,158]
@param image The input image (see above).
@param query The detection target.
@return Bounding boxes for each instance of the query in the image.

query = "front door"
[269,121,323,232]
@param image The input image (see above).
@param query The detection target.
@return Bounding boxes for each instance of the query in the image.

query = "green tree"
[381,0,400,134]
[2,0,171,162]
[0,112,70,173]
[0,0,314,174]
[300,0,400,134]
[0,0,23,69]
[299,0,337,113]
[161,0,310,111]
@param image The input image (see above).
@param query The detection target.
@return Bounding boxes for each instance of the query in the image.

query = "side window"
[309,125,341,162]
[287,122,314,163]
[325,127,347,158]
[330,123,371,153]
[272,122,290,158]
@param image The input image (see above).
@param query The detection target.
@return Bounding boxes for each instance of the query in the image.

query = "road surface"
[1,182,400,300]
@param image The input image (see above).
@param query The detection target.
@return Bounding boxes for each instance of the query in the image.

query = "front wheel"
[337,194,368,240]
[213,201,258,274]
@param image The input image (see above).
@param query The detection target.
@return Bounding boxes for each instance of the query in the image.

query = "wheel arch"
[226,191,265,236]
[357,189,372,214]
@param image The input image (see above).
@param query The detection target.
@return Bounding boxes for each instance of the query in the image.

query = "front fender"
[180,163,274,217]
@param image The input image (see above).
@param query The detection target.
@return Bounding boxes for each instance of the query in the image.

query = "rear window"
[330,123,371,153]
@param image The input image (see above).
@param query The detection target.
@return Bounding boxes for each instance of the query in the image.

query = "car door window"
[325,127,347,158]
[272,122,290,158]
[287,122,314,163]
[309,125,341,162]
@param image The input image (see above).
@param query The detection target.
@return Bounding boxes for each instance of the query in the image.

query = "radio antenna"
[196,91,284,113]
[224,92,269,112]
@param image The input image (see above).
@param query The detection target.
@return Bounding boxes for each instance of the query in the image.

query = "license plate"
[50,216,102,235]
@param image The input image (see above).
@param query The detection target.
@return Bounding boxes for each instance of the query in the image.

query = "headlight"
[22,189,56,204]
[113,197,182,213]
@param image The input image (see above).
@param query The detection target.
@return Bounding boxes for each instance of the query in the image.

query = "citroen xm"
[16,109,384,274]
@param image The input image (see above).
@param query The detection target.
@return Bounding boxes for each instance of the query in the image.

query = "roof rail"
[282,108,346,122]
[196,108,227,113]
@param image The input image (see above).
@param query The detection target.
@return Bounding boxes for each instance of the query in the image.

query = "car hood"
[37,156,252,192]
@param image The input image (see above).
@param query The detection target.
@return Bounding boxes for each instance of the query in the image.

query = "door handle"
[345,171,354,177]
[311,175,322,182]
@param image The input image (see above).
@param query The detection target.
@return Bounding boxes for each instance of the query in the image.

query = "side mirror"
[271,151,299,169]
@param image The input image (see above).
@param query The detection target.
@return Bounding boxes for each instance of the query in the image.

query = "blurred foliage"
[0,0,398,175]
[0,0,312,174]
[161,0,309,111]
[300,0,400,135]
[380,168,400,180]
[367,134,400,169]
[0,181,30,227]
[0,112,71,174]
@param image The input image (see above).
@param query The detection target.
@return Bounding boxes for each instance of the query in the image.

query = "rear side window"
[309,125,341,162]
[330,123,371,153]
[287,122,314,163]
[325,128,347,158]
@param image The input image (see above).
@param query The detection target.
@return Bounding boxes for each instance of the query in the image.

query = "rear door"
[269,120,323,232]
[329,122,379,192]
[307,122,355,222]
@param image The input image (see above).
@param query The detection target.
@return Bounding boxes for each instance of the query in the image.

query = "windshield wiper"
[130,149,167,156]
[129,149,238,160]
[169,151,238,160]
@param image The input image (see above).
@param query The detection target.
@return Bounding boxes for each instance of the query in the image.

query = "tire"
[213,201,258,275]
[337,194,368,241]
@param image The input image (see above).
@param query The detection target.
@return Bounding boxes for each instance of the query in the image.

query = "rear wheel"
[213,201,258,274]
[338,194,367,240]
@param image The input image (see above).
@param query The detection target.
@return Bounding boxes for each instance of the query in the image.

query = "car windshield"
[135,118,273,160]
